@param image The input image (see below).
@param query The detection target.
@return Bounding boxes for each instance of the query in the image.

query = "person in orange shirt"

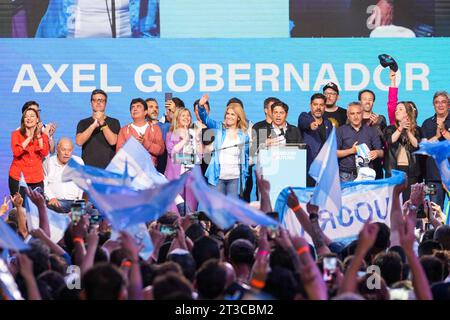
[116,98,165,165]
[9,107,50,197]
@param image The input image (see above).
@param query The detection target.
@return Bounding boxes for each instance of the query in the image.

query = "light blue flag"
[414,140,450,191]
[110,223,154,261]
[19,176,71,243]
[107,136,167,189]
[86,172,191,230]
[0,219,29,251]
[309,127,341,215]
[62,158,130,191]
[25,197,71,244]
[189,167,278,229]
[19,173,28,189]
[274,170,406,242]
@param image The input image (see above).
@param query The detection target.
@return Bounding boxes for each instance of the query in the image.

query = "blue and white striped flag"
[414,140,450,191]
[190,167,278,229]
[107,137,167,189]
[62,158,129,191]
[25,197,70,244]
[308,127,342,215]
[0,219,29,251]
[86,172,191,230]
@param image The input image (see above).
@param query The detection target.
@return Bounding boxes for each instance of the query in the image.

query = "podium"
[257,144,307,207]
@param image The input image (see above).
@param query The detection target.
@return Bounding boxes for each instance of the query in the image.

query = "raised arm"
[25,188,50,238]
[198,94,222,129]
[399,213,433,300]
[119,231,143,300]
[387,70,398,125]
[339,222,379,295]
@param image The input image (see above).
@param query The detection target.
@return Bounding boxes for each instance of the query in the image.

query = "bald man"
[44,137,85,213]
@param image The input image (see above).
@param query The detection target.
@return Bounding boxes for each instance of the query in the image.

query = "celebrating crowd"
[0,69,449,300]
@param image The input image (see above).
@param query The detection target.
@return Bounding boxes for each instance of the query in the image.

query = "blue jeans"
[339,171,356,183]
[215,179,239,197]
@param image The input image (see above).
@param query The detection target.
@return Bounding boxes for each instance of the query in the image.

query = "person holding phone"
[9,107,50,198]
[197,94,250,197]
[164,107,200,211]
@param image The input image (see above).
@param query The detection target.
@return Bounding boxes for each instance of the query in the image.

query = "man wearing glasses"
[322,82,347,128]
[76,89,121,168]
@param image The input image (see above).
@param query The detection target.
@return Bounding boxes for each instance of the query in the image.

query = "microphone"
[111,0,116,38]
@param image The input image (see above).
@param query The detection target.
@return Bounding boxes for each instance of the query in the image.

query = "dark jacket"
[384,125,423,178]
[297,112,332,169]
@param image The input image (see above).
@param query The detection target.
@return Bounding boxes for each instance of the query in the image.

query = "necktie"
[280,128,285,136]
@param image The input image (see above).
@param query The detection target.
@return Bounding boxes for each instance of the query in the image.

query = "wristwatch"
[408,204,418,212]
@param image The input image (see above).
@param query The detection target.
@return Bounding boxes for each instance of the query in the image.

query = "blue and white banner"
[274,170,406,242]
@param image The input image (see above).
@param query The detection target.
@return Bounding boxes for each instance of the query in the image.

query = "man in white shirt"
[44,137,84,213]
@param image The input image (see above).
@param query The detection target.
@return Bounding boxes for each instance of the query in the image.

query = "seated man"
[44,137,85,213]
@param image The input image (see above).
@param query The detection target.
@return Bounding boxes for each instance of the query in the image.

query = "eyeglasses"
[324,92,337,97]
[92,98,106,104]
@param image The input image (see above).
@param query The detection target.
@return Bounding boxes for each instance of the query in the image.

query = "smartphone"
[323,257,337,282]
[160,224,177,237]
[268,227,278,240]
[424,183,437,196]
[189,213,199,223]
[70,200,86,225]
[165,92,173,102]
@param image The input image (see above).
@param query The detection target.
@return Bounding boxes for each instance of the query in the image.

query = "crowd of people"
[0,68,449,300]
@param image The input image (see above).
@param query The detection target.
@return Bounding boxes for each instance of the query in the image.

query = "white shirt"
[131,123,149,136]
[219,134,241,180]
[70,0,132,38]
[44,155,84,201]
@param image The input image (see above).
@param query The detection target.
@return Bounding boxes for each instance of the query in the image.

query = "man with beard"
[298,93,332,186]
[359,89,387,179]
[322,82,347,128]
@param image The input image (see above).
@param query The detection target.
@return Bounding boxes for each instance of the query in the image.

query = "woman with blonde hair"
[165,107,200,210]
[197,94,249,197]
[384,101,423,200]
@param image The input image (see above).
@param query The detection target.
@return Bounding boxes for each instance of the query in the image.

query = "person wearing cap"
[322,82,347,128]
[75,89,121,168]
[358,89,387,179]
[336,102,383,182]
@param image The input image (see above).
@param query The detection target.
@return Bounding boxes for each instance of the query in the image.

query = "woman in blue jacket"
[197,94,249,197]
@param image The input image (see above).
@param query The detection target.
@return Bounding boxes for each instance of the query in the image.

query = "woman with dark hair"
[9,108,49,197]
[384,101,423,200]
